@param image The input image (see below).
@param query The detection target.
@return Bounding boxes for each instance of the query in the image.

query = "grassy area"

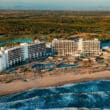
[0,10,110,44]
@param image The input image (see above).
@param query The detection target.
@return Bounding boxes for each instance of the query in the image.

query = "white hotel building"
[0,38,101,72]
[52,39,78,56]
[52,38,101,57]
[0,40,46,72]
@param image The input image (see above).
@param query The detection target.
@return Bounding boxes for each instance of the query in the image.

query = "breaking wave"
[1,80,110,110]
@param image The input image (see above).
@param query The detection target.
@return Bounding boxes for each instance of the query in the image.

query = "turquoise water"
[32,63,79,71]
[0,40,110,48]
[0,80,110,109]
[101,41,110,48]
[57,63,79,68]
[0,39,32,45]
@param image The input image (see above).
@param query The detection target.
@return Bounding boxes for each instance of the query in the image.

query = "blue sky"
[0,0,110,10]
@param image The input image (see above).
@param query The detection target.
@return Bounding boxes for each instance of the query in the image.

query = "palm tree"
[38,69,43,78]
[22,67,28,80]
[33,68,37,78]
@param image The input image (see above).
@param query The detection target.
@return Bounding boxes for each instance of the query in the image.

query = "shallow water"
[0,80,110,110]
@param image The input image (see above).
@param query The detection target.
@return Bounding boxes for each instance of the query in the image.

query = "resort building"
[0,49,7,71]
[0,40,47,72]
[82,39,101,56]
[52,39,78,56]
[28,42,46,60]
[52,38,101,57]
[5,46,25,68]
[0,38,101,72]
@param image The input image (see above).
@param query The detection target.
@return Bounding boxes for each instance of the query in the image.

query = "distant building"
[52,38,101,57]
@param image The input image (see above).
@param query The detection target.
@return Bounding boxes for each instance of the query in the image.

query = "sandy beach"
[0,70,110,96]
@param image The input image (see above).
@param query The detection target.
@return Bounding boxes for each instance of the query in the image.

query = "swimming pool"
[32,63,79,71]
[57,63,79,69]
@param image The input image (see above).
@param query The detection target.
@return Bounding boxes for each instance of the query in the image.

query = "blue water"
[0,39,32,45]
[1,80,110,110]
[10,39,32,43]
[101,41,110,48]
[0,40,110,49]
[32,63,79,71]
[57,63,79,68]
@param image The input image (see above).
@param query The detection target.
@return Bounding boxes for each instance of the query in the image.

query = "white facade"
[78,38,83,52]
[0,41,46,72]
[0,38,101,72]
[52,38,101,57]
[0,51,7,71]
[52,39,78,56]
[20,43,29,60]
[5,46,25,68]
[82,39,100,56]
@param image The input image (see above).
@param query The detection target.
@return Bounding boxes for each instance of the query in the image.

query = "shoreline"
[0,70,110,96]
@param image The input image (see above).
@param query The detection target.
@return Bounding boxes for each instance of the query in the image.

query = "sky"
[0,0,110,10]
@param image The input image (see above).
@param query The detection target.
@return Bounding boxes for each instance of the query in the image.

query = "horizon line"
[1,9,110,12]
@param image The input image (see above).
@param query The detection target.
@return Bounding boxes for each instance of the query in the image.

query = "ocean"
[0,80,110,110]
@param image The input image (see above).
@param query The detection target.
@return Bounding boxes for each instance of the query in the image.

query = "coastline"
[0,70,110,96]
